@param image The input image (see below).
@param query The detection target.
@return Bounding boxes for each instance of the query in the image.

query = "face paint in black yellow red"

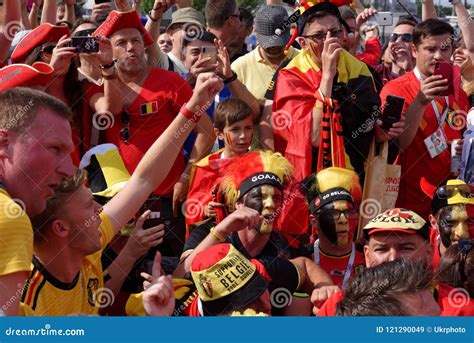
[242,185,282,234]
[317,200,357,247]
[438,204,474,248]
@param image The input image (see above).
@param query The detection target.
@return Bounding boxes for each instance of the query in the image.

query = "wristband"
[147,11,159,22]
[210,227,225,242]
[223,71,238,84]
[180,103,198,119]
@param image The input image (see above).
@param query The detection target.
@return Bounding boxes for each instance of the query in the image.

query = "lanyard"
[313,239,355,289]
[413,67,450,128]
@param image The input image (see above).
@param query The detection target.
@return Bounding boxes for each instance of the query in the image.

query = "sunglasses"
[321,208,359,220]
[436,184,474,200]
[302,29,342,42]
[389,33,413,43]
[119,111,130,143]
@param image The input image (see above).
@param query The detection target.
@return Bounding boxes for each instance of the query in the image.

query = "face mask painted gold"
[243,185,282,234]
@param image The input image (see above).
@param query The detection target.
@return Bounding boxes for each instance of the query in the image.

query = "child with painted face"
[303,168,365,289]
[185,99,254,229]
[422,179,474,270]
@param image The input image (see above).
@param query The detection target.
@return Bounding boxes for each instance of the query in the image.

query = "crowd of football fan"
[0,0,473,317]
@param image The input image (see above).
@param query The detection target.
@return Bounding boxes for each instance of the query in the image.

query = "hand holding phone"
[433,61,454,96]
[70,36,99,53]
[381,95,405,131]
[201,46,217,65]
[140,197,163,230]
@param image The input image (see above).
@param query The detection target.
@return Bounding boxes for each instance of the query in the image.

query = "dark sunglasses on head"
[436,184,474,200]
[120,111,130,143]
[389,33,413,43]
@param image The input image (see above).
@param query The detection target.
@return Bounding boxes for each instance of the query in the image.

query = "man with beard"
[94,10,215,255]
[303,167,365,288]
[231,5,299,105]
[422,179,474,269]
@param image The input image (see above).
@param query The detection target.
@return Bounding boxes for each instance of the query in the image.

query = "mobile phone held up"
[434,61,454,96]
[373,12,393,26]
[201,46,217,65]
[381,95,405,131]
[140,197,163,230]
[70,36,99,53]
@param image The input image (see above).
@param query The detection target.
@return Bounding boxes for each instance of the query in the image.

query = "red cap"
[11,23,70,63]
[0,62,54,91]
[94,10,153,47]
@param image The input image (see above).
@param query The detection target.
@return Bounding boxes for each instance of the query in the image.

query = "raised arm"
[422,0,437,21]
[454,0,474,61]
[0,0,21,63]
[40,0,56,24]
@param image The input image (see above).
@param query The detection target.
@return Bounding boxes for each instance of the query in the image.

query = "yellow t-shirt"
[19,212,115,316]
[0,188,33,276]
[231,46,299,103]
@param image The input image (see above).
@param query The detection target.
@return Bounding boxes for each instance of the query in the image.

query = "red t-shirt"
[312,247,365,288]
[106,68,193,195]
[380,71,469,218]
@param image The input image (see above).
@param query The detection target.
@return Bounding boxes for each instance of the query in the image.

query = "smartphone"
[381,95,405,131]
[69,36,99,53]
[140,197,163,230]
[95,0,111,4]
[201,46,217,65]
[434,61,454,96]
[373,12,393,26]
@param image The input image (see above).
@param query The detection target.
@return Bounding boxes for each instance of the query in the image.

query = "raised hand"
[49,34,76,76]
[142,252,175,316]
[214,207,263,237]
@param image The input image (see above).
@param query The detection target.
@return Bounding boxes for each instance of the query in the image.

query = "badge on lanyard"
[424,128,448,158]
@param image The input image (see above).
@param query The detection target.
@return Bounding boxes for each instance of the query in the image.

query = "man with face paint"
[304,168,365,288]
[423,179,474,270]
[177,151,339,314]
[178,151,295,271]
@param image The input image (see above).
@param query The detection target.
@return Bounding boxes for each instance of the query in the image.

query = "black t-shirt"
[183,221,293,260]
